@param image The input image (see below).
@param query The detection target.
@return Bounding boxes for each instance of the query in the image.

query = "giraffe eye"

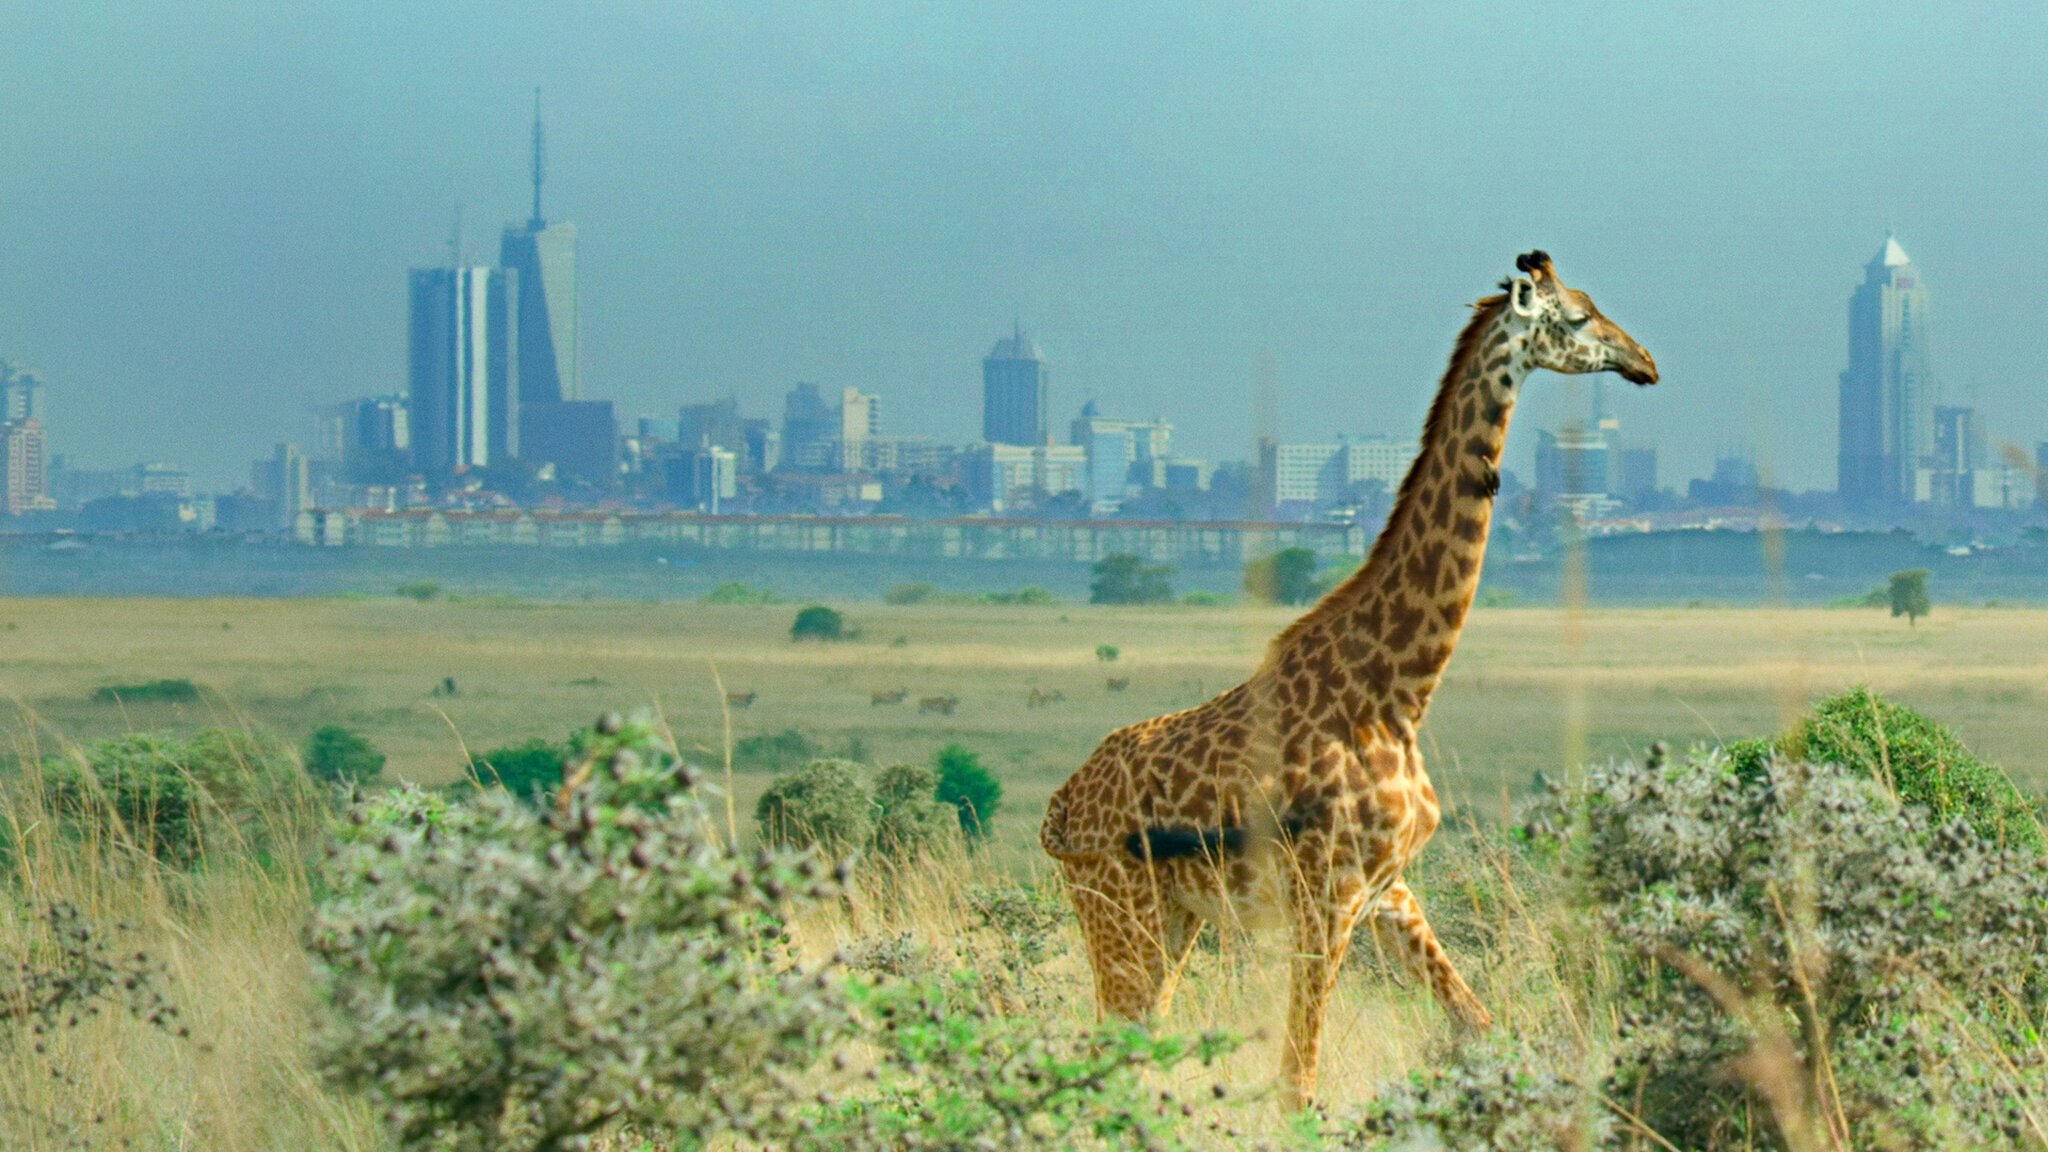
[1566,313,1590,329]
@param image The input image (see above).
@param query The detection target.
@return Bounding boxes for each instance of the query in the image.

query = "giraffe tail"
[1039,782,1084,860]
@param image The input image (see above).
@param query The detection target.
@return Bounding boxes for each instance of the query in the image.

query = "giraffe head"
[1502,250,1658,386]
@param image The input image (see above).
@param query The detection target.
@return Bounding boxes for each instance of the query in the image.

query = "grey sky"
[2,2,2044,491]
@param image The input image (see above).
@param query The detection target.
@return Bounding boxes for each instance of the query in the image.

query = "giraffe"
[1039,251,1657,1106]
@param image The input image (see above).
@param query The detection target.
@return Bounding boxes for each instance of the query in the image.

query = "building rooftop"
[1876,234,1912,268]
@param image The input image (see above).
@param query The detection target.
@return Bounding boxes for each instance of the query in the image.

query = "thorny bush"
[306,712,850,1152]
[1522,746,2048,1150]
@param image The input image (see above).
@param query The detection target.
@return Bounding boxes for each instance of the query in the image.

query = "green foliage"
[883,582,938,605]
[1476,586,1520,608]
[90,678,200,704]
[1243,546,1321,605]
[799,975,1238,1151]
[308,713,847,1152]
[933,744,1003,843]
[472,738,570,801]
[755,759,873,858]
[791,604,848,641]
[701,581,777,605]
[1889,567,1931,625]
[1094,643,1120,663]
[1729,687,2044,851]
[1181,590,1225,606]
[1088,553,1174,605]
[1522,748,2048,1150]
[37,729,300,865]
[869,762,958,859]
[1336,1037,1605,1151]
[394,580,442,602]
[982,586,1058,605]
[732,727,822,772]
[302,725,385,785]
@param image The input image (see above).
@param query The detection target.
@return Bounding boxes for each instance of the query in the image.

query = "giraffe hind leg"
[1063,856,1180,1020]
[1370,878,1492,1031]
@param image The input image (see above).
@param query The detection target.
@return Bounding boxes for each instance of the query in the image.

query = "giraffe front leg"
[1370,878,1492,1031]
[1279,856,1373,1109]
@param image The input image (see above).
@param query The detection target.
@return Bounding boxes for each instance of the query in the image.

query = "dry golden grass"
[0,597,2040,1145]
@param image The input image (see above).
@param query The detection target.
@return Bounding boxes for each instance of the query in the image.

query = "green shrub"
[40,728,299,864]
[869,762,958,859]
[302,725,385,785]
[1337,1036,1604,1151]
[702,581,777,605]
[934,744,1002,843]
[791,604,848,641]
[1088,553,1174,605]
[1729,687,2043,851]
[755,759,872,857]
[1094,644,1120,663]
[90,678,200,704]
[800,974,1237,1151]
[1889,567,1931,625]
[473,738,569,801]
[395,580,442,602]
[982,586,1058,606]
[1243,546,1320,605]
[1521,748,2048,1150]
[308,713,847,1151]
[883,582,938,605]
[1181,590,1225,606]
[732,727,821,772]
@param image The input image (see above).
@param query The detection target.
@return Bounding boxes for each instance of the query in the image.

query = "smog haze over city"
[2,2,2046,492]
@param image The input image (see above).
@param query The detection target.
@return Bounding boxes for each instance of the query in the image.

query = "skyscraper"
[0,419,53,516]
[1,363,42,423]
[500,91,580,410]
[982,322,1047,446]
[1839,234,1933,509]
[408,265,519,473]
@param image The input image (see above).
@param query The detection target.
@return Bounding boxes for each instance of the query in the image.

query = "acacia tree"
[1889,568,1931,627]
[1088,553,1174,605]
[1243,547,1320,605]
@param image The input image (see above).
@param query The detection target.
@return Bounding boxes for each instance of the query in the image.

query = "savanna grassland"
[0,596,2042,1150]
[5,596,2046,855]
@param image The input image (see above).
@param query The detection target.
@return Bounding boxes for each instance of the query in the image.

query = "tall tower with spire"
[1838,233,1933,509]
[500,89,580,409]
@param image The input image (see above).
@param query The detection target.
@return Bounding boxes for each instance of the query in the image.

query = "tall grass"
[0,721,379,1150]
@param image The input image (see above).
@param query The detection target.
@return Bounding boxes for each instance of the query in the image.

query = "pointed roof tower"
[529,87,546,229]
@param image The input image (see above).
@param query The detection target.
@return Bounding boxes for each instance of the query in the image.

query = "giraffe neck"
[1282,300,1526,731]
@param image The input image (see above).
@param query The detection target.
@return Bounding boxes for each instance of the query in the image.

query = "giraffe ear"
[1508,277,1539,318]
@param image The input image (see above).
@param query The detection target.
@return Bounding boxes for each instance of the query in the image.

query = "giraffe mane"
[1271,292,1508,651]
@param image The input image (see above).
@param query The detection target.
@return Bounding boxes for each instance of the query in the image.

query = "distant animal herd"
[697,676,1153,717]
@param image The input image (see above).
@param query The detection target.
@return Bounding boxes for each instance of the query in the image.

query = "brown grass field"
[0,596,2042,1148]
[3,596,2043,856]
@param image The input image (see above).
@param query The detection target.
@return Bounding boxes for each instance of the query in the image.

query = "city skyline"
[4,6,2048,490]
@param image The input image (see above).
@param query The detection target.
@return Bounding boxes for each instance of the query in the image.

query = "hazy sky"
[3,2,2045,491]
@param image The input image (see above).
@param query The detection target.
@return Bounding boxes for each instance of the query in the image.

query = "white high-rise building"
[408,265,518,473]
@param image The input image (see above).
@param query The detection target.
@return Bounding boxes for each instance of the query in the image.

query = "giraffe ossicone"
[1040,249,1657,1108]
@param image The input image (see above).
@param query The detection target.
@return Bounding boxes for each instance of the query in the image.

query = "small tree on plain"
[1889,568,1931,627]
[1088,553,1174,605]
[1244,546,1320,605]
[1094,644,1120,663]
[934,743,1003,844]
[304,725,385,785]
[791,604,847,641]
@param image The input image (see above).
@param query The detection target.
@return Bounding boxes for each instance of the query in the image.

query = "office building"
[1839,234,1934,508]
[1071,402,1172,493]
[969,443,1085,508]
[499,92,579,406]
[1262,436,1416,507]
[781,383,837,469]
[0,418,53,515]
[408,265,519,473]
[1,363,42,422]
[678,397,744,451]
[982,322,1048,446]
[668,445,738,512]
[1535,425,1612,504]
[251,442,310,532]
[521,400,617,486]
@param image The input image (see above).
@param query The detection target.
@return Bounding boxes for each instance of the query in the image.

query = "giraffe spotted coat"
[1041,251,1659,1107]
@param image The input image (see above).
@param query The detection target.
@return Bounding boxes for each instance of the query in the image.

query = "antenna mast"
[530,87,545,229]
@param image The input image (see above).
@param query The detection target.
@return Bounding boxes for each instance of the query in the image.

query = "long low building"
[296,508,1370,565]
